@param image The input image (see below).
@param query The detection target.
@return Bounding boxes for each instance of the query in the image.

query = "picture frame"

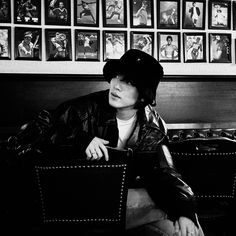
[183,32,206,63]
[103,31,127,61]
[45,0,71,26]
[209,33,231,63]
[75,29,100,61]
[0,0,11,23]
[14,27,41,60]
[14,0,41,25]
[157,0,180,29]
[74,0,99,27]
[103,0,127,27]
[182,0,205,30]
[130,0,154,28]
[45,29,72,61]
[0,27,11,60]
[158,32,181,62]
[208,0,231,30]
[233,1,236,30]
[130,31,154,56]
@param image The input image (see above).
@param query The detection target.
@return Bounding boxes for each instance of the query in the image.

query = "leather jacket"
[2,89,198,225]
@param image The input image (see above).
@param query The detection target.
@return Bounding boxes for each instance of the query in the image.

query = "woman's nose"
[113,77,122,90]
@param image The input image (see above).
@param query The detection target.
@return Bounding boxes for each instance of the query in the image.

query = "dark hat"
[103,49,163,106]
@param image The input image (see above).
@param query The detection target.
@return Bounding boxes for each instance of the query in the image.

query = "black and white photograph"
[209,33,231,63]
[183,33,206,62]
[0,27,11,59]
[158,32,180,62]
[208,0,231,30]
[0,0,11,23]
[14,27,41,60]
[233,1,236,30]
[130,31,154,56]
[130,0,154,28]
[103,31,126,61]
[14,0,41,25]
[45,29,72,61]
[75,30,100,61]
[157,0,180,29]
[183,0,205,30]
[74,0,99,27]
[103,0,126,27]
[45,0,71,25]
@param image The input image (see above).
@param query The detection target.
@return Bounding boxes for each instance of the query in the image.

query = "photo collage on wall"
[0,0,235,63]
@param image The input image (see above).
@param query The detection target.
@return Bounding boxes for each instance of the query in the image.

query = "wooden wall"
[0,74,236,133]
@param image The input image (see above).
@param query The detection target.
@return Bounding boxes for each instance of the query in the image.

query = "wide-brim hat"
[103,49,163,106]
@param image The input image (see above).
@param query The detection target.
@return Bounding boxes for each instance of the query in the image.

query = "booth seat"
[1,125,236,235]
[167,127,236,235]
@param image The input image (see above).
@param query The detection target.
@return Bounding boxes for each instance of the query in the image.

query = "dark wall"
[1,74,236,130]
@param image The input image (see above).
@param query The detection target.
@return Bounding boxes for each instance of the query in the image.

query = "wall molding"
[1,73,236,82]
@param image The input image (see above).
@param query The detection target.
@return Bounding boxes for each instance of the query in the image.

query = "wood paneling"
[0,74,236,129]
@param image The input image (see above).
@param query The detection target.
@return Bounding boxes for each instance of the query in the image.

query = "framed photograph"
[103,0,127,27]
[103,31,127,61]
[209,33,231,63]
[75,30,100,61]
[233,1,236,30]
[45,29,72,61]
[0,27,11,60]
[74,0,99,27]
[182,0,205,30]
[130,0,154,28]
[14,0,41,25]
[183,33,206,63]
[157,0,180,29]
[0,0,11,23]
[14,27,41,60]
[130,31,154,56]
[208,0,231,30]
[45,0,71,26]
[158,32,180,62]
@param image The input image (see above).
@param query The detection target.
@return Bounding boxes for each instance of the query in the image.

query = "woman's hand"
[174,217,200,236]
[85,137,109,161]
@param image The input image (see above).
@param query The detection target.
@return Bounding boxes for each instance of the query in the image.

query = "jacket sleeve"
[145,143,199,227]
[1,110,55,158]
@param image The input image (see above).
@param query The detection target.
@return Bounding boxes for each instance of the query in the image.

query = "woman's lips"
[111,92,120,99]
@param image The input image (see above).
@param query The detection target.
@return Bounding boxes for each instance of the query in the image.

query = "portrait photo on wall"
[157,0,180,29]
[182,0,205,30]
[14,27,41,60]
[75,30,100,61]
[0,27,11,60]
[103,0,127,27]
[74,0,99,27]
[45,29,72,61]
[209,33,231,63]
[14,0,41,25]
[0,0,11,23]
[45,0,71,26]
[103,31,127,61]
[233,1,236,30]
[183,33,206,63]
[130,0,154,28]
[130,31,154,56]
[158,32,180,62]
[208,0,231,30]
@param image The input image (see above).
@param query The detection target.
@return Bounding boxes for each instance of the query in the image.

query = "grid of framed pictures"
[0,0,236,63]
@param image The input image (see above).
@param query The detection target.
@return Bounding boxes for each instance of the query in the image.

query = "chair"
[32,147,132,235]
[169,136,236,235]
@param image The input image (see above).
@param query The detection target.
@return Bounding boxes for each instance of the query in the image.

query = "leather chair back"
[33,147,132,235]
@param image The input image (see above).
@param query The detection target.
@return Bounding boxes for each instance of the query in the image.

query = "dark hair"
[166,36,173,41]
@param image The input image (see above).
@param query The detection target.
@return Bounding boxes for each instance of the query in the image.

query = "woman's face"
[109,75,139,110]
